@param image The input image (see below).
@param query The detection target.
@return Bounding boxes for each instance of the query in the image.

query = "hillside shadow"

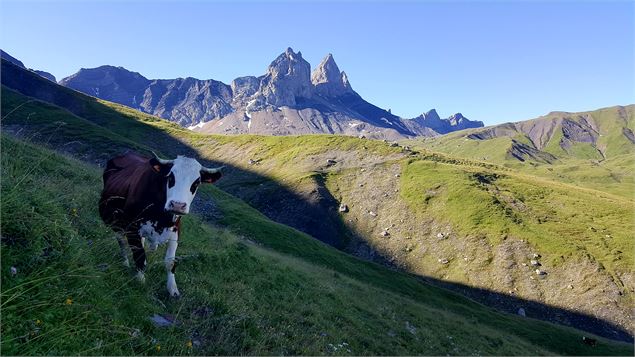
[419,276,634,343]
[2,61,633,344]
[309,167,634,344]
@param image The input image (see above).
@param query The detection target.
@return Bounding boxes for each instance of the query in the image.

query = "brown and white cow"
[99,151,222,297]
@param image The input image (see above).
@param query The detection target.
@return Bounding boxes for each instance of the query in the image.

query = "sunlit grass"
[2,134,632,355]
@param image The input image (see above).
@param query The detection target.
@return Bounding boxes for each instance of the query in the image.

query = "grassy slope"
[406,106,635,198]
[398,160,633,276]
[4,135,633,355]
[1,83,633,349]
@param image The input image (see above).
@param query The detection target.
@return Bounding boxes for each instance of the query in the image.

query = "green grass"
[2,71,634,354]
[406,106,635,198]
[2,133,633,355]
[399,160,633,274]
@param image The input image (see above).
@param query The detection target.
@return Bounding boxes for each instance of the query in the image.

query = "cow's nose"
[168,201,187,213]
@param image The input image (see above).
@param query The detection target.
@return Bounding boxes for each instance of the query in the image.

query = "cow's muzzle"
[166,200,188,215]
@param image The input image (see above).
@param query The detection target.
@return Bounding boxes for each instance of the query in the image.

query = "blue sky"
[1,1,633,125]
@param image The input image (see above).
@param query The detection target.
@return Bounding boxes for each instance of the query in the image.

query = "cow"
[99,151,223,297]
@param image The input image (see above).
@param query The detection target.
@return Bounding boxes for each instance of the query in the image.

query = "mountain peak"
[259,48,313,106]
[425,109,439,118]
[409,109,482,134]
[279,47,303,62]
[448,113,468,125]
[312,53,353,97]
[60,65,150,107]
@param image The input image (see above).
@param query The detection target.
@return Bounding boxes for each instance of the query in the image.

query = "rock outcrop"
[140,78,233,127]
[311,53,354,98]
[259,48,313,107]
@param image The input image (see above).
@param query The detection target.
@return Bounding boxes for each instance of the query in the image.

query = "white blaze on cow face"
[164,156,203,214]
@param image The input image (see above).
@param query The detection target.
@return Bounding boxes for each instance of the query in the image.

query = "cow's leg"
[116,235,130,267]
[165,234,180,297]
[127,234,147,283]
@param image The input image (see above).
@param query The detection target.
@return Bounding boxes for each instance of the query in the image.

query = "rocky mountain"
[406,109,483,134]
[59,66,234,127]
[59,48,483,138]
[410,105,635,186]
[311,53,354,98]
[1,49,56,82]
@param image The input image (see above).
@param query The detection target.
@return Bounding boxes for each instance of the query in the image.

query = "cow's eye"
[167,172,176,188]
[190,178,201,194]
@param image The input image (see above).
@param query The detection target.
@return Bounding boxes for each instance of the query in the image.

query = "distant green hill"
[1,58,633,353]
[406,106,635,198]
[2,121,632,356]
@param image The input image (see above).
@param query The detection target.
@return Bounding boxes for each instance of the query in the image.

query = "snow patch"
[187,121,207,130]
[380,118,394,126]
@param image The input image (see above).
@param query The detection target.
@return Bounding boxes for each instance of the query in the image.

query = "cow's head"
[150,152,223,215]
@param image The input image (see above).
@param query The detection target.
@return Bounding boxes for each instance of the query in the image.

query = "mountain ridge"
[1,49,57,82]
[58,48,483,139]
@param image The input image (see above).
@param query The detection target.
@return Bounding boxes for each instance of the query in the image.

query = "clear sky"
[1,0,633,125]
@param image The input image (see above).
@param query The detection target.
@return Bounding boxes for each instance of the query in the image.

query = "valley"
[1,56,634,355]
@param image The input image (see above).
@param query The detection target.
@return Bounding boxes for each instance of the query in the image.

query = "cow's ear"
[149,158,172,174]
[200,170,222,184]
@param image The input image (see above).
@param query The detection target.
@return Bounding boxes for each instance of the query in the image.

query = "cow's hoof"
[135,271,146,283]
[167,284,180,298]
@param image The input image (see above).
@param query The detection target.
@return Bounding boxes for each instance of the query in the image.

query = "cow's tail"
[99,158,126,227]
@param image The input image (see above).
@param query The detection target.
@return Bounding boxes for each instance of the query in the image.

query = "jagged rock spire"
[259,47,314,107]
[311,53,354,97]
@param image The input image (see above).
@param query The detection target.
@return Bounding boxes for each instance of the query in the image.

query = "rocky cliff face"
[60,65,150,107]
[60,66,233,127]
[60,48,484,137]
[140,78,233,127]
[311,53,354,98]
[258,48,313,107]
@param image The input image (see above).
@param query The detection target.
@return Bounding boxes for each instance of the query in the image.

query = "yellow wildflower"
[156,344,161,352]
[65,298,73,305]
[71,208,78,217]
[35,319,42,325]
[186,340,193,348]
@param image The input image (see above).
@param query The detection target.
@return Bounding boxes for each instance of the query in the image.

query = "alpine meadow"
[1,1,634,356]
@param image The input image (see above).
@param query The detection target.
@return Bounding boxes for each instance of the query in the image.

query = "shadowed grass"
[2,135,633,355]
